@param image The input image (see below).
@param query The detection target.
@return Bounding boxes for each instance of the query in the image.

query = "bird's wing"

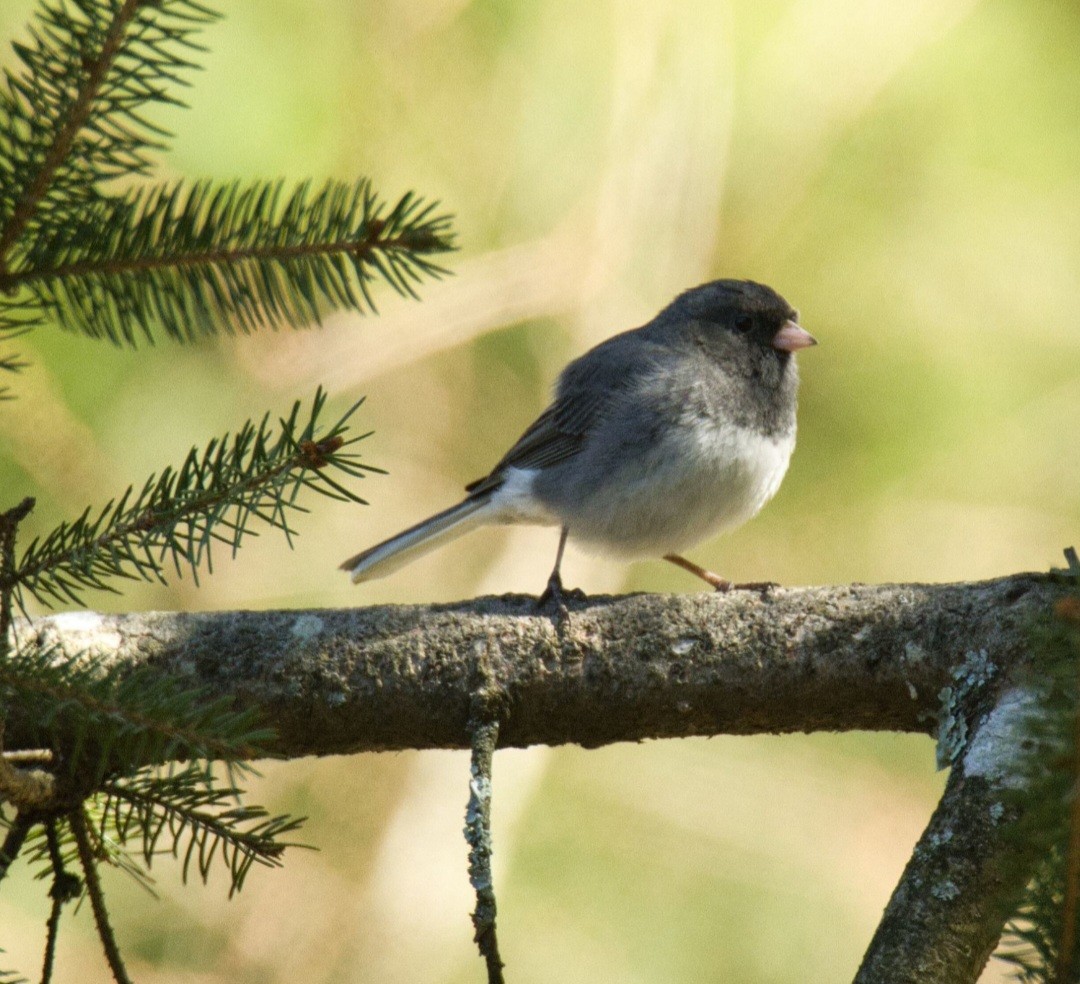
[465,336,660,496]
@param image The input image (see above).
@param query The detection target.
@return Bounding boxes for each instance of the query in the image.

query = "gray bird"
[340,279,816,598]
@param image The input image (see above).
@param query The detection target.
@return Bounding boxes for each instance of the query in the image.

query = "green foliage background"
[1,0,1077,981]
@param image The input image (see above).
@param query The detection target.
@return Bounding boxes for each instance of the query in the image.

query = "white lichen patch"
[926,828,953,849]
[936,687,967,770]
[671,639,696,656]
[291,614,325,640]
[903,642,926,664]
[931,880,960,902]
[963,688,1040,789]
[956,649,995,690]
[26,611,122,661]
[935,649,1000,770]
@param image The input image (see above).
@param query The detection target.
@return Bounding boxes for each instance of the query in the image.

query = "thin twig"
[70,808,131,984]
[464,641,505,984]
[0,498,35,645]
[40,893,62,984]
[3,432,340,600]
[41,821,80,984]
[0,718,57,813]
[0,810,32,883]
[466,714,503,984]
[3,750,53,766]
[40,892,62,984]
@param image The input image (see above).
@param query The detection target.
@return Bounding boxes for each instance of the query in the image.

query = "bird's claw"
[537,572,585,613]
[732,580,779,598]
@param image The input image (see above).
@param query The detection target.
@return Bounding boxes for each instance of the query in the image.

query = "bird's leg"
[663,554,779,596]
[663,554,732,592]
[538,526,572,609]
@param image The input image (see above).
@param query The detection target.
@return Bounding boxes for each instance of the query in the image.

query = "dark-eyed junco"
[340,279,816,597]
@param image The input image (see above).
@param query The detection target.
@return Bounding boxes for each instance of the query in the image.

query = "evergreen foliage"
[0,0,455,979]
[8,387,373,607]
[997,554,1080,983]
[13,179,452,344]
[0,0,453,345]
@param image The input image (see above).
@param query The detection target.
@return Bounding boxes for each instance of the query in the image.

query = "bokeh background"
[1,0,1078,981]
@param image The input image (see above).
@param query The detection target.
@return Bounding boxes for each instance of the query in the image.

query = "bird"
[340,279,816,600]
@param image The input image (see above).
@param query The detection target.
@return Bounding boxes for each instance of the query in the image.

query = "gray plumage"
[341,279,814,588]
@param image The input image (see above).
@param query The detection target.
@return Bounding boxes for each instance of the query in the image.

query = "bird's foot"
[537,571,586,613]
[731,580,780,598]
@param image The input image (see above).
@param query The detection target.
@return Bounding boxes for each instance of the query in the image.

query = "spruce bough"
[0,0,453,980]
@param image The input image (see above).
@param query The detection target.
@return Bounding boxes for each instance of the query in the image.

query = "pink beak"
[771,319,817,353]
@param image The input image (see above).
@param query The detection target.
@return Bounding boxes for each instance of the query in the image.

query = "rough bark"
[855,689,1039,983]
[7,573,1058,756]
[3,571,1070,984]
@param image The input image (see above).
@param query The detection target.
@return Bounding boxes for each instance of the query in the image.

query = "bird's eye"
[734,315,753,333]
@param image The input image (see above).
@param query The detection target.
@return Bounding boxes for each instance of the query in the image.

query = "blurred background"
[1,0,1078,980]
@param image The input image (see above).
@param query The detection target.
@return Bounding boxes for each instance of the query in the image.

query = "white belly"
[562,423,795,558]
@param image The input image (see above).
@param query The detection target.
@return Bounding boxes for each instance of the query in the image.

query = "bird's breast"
[546,414,796,558]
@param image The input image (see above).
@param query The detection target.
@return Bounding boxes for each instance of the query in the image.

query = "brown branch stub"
[7,574,1061,758]
[0,715,59,815]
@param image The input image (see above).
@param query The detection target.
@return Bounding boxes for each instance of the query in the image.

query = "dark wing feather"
[465,335,661,496]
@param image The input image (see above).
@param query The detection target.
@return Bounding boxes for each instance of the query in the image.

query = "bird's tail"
[339,495,493,583]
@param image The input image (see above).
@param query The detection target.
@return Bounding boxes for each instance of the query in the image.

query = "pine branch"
[17,809,153,896]
[0,298,44,342]
[41,821,80,984]
[5,573,1070,984]
[98,766,305,895]
[0,0,217,268]
[2,180,454,344]
[0,498,35,642]
[0,347,27,400]
[40,890,62,984]
[0,644,275,791]
[0,811,32,883]
[11,574,1060,757]
[0,352,28,373]
[0,957,26,984]
[70,807,132,984]
[6,388,375,606]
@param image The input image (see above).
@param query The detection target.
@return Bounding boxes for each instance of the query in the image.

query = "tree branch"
[3,572,1067,984]
[0,232,425,292]
[0,0,142,266]
[855,688,1040,983]
[6,573,1060,757]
